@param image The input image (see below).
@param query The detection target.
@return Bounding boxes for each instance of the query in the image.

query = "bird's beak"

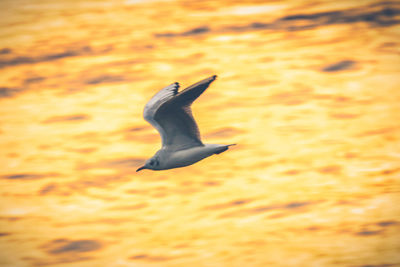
[136,166,146,172]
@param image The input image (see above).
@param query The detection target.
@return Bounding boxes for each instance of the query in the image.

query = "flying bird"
[136,75,235,172]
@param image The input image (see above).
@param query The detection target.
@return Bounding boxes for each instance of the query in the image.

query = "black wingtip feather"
[173,82,179,93]
[166,75,218,107]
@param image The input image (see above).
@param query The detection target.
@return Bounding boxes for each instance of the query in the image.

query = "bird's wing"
[143,82,179,146]
[143,75,217,151]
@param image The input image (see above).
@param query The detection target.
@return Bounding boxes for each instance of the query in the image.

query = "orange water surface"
[1,0,400,266]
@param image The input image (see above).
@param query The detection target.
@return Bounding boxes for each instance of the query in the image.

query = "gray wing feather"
[143,82,179,146]
[143,75,217,151]
[154,105,202,150]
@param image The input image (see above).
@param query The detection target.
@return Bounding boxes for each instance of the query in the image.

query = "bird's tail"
[214,143,236,154]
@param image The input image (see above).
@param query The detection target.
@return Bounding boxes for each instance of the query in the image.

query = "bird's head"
[136,156,160,172]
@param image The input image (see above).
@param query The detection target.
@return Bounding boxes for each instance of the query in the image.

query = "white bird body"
[137,75,235,172]
[152,144,233,170]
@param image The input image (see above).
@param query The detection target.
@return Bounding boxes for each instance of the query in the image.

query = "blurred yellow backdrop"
[0,0,399,266]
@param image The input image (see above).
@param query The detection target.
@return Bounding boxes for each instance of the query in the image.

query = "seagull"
[136,75,235,172]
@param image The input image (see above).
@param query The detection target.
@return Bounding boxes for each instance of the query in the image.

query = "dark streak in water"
[204,199,253,210]
[0,46,92,69]
[356,230,382,236]
[156,4,400,37]
[321,60,355,72]
[0,48,11,54]
[356,264,396,267]
[43,114,90,123]
[283,6,400,28]
[203,181,221,186]
[24,76,45,84]
[252,205,279,213]
[23,255,94,266]
[279,6,400,28]
[219,201,314,218]
[306,226,322,231]
[38,183,57,195]
[376,220,398,227]
[182,26,210,36]
[2,173,58,180]
[0,87,22,98]
[125,126,148,132]
[317,165,342,174]
[380,168,400,175]
[0,216,22,221]
[155,26,210,37]
[282,169,302,175]
[130,254,172,262]
[45,239,102,254]
[0,233,10,237]
[284,201,310,209]
[85,74,125,85]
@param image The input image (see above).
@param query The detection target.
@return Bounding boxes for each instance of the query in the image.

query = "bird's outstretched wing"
[143,75,217,151]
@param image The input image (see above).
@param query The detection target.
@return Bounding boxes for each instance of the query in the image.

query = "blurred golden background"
[1,0,399,266]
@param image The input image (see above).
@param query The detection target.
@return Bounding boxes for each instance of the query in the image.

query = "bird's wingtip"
[172,82,180,93]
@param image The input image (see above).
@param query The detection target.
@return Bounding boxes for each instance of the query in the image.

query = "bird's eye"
[149,159,158,166]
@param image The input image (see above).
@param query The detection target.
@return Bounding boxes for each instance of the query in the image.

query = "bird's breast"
[165,145,220,169]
